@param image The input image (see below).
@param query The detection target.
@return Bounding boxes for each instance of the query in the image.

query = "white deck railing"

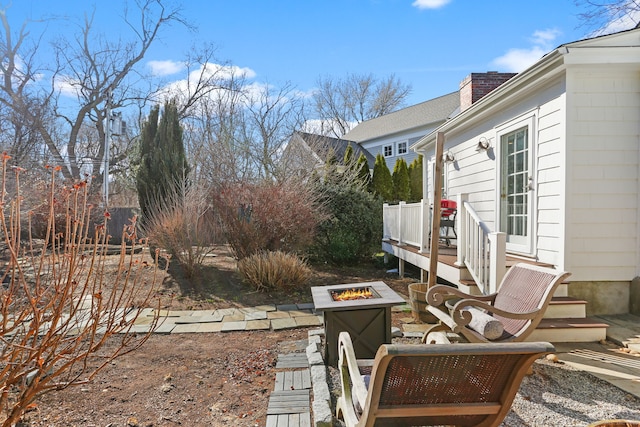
[383,201,429,250]
[457,196,506,294]
[382,194,506,294]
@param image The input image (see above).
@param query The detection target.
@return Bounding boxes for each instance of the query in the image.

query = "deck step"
[448,287,586,319]
[528,317,608,343]
[545,297,587,319]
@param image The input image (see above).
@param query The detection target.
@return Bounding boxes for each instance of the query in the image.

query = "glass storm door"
[500,126,533,254]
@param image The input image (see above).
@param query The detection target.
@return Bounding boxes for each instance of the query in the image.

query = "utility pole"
[103,90,112,207]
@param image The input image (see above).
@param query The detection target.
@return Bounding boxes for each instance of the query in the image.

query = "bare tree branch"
[312,73,411,138]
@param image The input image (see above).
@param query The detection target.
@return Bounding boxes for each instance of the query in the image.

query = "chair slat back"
[364,342,554,427]
[492,264,570,337]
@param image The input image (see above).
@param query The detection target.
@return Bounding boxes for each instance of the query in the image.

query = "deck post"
[489,232,507,293]
[428,132,445,288]
[455,193,468,266]
[397,201,405,246]
[419,198,430,253]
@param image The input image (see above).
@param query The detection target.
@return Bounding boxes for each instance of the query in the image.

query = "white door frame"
[496,115,536,255]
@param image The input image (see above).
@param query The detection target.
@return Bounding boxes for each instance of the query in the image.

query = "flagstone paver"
[222,314,245,322]
[154,321,176,334]
[246,319,271,330]
[172,323,202,333]
[271,318,298,330]
[216,308,238,316]
[276,304,299,311]
[198,322,224,333]
[134,316,156,325]
[154,309,195,317]
[174,316,203,324]
[239,307,262,314]
[221,321,247,332]
[267,311,292,319]
[40,301,335,336]
[138,308,156,317]
[244,311,268,320]
[294,316,323,327]
[287,310,313,317]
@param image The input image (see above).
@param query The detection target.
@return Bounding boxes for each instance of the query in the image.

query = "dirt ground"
[18,246,419,427]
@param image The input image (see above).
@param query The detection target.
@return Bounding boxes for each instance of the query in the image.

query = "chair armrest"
[426,284,496,307]
[337,332,370,423]
[451,299,542,321]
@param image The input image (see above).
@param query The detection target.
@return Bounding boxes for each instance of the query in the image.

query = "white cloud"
[491,47,547,72]
[154,62,260,111]
[148,60,185,76]
[530,28,561,45]
[491,28,561,72]
[54,75,81,98]
[412,0,451,10]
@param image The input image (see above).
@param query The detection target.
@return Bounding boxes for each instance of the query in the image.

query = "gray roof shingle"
[343,91,460,142]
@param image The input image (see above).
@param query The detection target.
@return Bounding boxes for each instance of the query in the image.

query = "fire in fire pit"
[330,287,378,301]
[311,281,406,365]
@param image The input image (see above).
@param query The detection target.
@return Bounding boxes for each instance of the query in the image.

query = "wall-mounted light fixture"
[443,151,455,163]
[476,137,491,151]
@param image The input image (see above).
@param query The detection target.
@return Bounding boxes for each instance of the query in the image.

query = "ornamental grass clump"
[237,251,311,292]
[0,154,162,426]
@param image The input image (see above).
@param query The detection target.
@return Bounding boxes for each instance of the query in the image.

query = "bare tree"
[182,71,307,185]
[245,81,306,181]
[182,68,254,186]
[575,0,640,34]
[0,1,188,194]
[312,73,411,137]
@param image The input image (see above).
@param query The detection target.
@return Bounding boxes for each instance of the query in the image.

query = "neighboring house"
[342,92,462,171]
[384,28,640,320]
[281,131,375,176]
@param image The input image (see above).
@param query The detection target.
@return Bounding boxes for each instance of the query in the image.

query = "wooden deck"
[384,239,609,343]
[386,239,554,268]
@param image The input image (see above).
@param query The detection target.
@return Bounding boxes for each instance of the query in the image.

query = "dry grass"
[237,250,311,292]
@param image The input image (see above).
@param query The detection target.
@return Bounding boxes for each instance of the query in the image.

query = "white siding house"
[343,92,460,171]
[399,28,640,316]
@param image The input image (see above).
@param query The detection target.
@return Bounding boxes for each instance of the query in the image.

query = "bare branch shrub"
[212,179,326,260]
[237,251,311,292]
[0,155,162,426]
[142,182,219,278]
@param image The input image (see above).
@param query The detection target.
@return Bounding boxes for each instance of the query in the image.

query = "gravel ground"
[504,358,640,426]
[327,338,640,426]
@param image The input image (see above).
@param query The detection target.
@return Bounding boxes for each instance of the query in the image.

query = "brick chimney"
[459,71,517,112]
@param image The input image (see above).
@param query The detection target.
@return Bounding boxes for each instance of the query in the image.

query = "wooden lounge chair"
[421,263,571,344]
[336,331,554,427]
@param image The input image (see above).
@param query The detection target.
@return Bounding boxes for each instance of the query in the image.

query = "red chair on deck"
[440,199,457,246]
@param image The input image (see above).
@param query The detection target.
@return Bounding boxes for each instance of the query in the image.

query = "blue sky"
[2,0,613,108]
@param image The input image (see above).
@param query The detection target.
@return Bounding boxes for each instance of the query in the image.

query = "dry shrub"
[142,182,219,278]
[237,250,311,292]
[212,179,327,260]
[0,157,162,426]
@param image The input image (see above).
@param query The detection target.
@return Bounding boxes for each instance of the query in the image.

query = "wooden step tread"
[458,279,572,288]
[538,317,609,329]
[549,297,587,305]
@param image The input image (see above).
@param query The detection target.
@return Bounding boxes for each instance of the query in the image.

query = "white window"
[397,141,407,155]
[383,145,393,157]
